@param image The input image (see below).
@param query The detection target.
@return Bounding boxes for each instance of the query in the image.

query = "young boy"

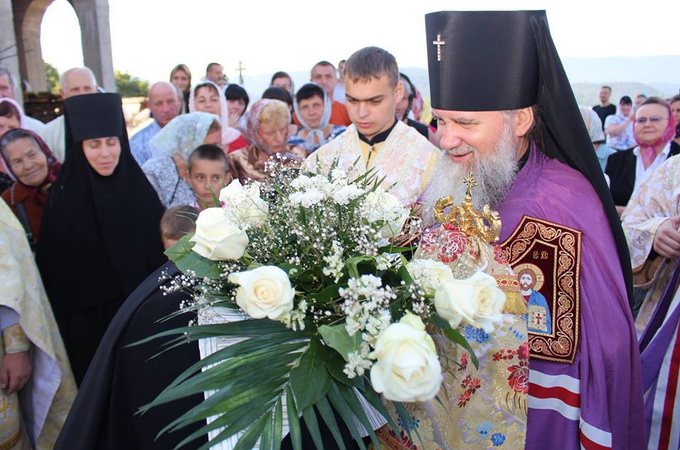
[159,204,198,250]
[186,144,232,210]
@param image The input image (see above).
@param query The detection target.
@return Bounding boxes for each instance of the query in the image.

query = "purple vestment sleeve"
[498,148,645,449]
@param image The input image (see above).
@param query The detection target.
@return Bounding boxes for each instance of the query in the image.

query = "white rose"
[406,259,455,295]
[219,179,269,229]
[370,313,443,402]
[362,191,409,239]
[434,271,505,332]
[190,207,248,261]
[228,266,295,321]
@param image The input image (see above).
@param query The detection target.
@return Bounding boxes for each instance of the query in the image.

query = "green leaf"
[326,384,368,450]
[315,396,346,450]
[232,413,268,450]
[174,248,223,279]
[261,409,273,450]
[285,386,302,450]
[432,313,480,370]
[345,255,376,279]
[290,338,332,410]
[318,324,361,363]
[164,232,195,262]
[301,407,323,450]
[273,398,283,450]
[326,350,365,390]
[336,384,381,449]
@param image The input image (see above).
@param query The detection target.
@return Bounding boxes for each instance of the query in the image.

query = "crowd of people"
[0,8,680,449]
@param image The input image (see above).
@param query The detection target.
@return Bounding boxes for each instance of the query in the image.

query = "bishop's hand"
[653,216,680,260]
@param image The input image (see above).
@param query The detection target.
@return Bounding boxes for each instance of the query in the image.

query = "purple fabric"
[498,147,646,449]
[639,260,680,443]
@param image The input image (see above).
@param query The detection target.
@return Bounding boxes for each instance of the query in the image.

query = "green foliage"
[44,61,60,94]
[115,70,149,97]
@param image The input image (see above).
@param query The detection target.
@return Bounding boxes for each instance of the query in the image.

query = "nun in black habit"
[36,93,167,385]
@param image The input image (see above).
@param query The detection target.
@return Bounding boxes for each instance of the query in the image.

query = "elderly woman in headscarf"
[288,83,345,153]
[36,93,167,385]
[0,98,30,193]
[228,99,308,183]
[189,81,248,152]
[0,129,61,249]
[606,96,679,215]
[142,112,222,208]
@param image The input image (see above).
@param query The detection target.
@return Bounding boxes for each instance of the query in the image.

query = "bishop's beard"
[420,122,520,228]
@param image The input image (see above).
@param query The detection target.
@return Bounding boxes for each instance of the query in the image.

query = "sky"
[40,0,680,84]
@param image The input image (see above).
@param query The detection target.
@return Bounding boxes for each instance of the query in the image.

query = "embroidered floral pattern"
[507,359,529,394]
[491,432,506,446]
[464,325,489,343]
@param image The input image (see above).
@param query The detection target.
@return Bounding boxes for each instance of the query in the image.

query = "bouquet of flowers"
[142,164,507,450]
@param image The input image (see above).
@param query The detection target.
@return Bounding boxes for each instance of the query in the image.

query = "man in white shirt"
[39,67,98,161]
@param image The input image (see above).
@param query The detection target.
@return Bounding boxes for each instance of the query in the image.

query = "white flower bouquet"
[142,164,506,449]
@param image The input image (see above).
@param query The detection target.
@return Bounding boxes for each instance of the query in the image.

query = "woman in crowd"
[0,98,30,193]
[0,129,60,249]
[224,83,249,131]
[36,93,166,385]
[261,86,298,137]
[289,83,345,152]
[169,64,192,114]
[606,97,679,214]
[228,99,307,182]
[143,112,222,208]
[189,81,247,152]
[270,71,295,96]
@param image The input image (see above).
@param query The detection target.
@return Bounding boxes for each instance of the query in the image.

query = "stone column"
[71,0,115,92]
[13,0,51,93]
[0,0,22,103]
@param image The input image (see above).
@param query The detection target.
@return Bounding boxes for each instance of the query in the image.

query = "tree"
[44,61,60,94]
[115,70,149,97]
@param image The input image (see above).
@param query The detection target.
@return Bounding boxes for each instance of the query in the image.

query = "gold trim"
[0,428,22,450]
[501,216,581,364]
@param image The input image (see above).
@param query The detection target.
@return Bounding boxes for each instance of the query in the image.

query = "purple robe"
[498,148,645,449]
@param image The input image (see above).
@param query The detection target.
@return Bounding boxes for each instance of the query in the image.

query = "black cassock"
[54,262,206,449]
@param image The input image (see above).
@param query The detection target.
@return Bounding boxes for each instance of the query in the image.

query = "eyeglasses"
[635,116,669,124]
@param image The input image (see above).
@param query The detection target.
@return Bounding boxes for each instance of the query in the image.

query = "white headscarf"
[293,83,332,149]
[149,112,218,159]
[189,81,242,145]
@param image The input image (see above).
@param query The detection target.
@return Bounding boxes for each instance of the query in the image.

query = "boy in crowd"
[186,144,232,210]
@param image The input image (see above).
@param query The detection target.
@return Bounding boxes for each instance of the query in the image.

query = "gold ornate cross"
[235,60,246,85]
[433,33,446,62]
[463,173,478,197]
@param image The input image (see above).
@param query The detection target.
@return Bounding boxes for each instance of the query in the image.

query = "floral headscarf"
[633,100,677,168]
[242,99,291,155]
[0,128,61,204]
[0,98,27,178]
[189,81,241,145]
[293,83,332,149]
[149,112,218,159]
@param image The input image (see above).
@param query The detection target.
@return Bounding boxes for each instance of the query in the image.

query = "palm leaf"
[315,396,346,450]
[301,406,323,450]
[326,384,369,450]
[285,386,302,450]
[272,397,283,450]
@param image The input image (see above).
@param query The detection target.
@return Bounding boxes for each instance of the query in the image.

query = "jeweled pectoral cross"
[433,34,446,62]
